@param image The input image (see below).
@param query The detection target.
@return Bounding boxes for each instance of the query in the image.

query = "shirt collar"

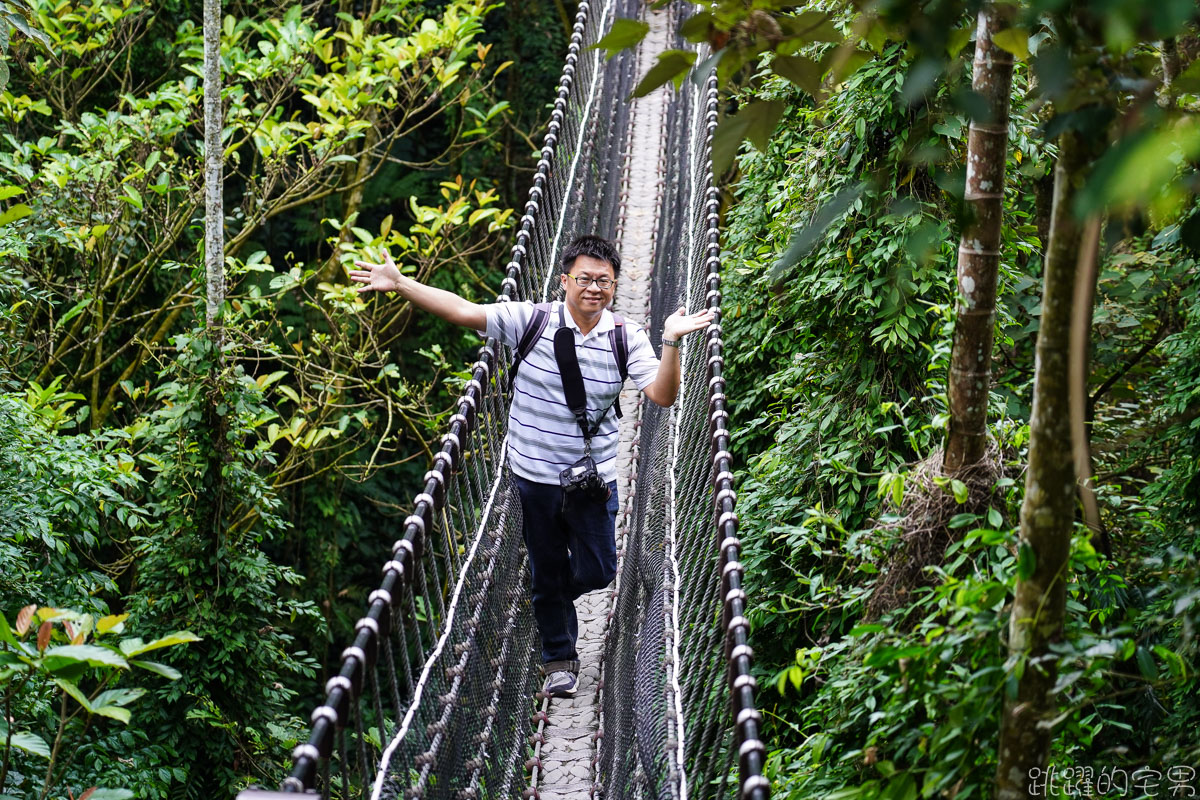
[557,301,613,339]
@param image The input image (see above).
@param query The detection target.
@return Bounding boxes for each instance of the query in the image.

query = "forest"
[0,0,1198,797]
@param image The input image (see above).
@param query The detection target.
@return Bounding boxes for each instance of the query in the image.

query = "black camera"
[559,455,610,502]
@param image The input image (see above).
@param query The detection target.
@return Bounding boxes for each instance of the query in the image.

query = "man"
[350,235,713,697]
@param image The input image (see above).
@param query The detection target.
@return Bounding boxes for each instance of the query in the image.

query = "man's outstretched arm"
[642,306,716,408]
[350,253,487,330]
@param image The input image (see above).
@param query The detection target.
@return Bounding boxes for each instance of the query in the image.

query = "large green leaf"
[5,10,50,46]
[711,101,785,175]
[678,11,713,43]
[92,705,132,724]
[591,18,649,60]
[1,731,51,759]
[1080,117,1200,215]
[119,631,200,657]
[55,298,93,330]
[743,100,785,152]
[772,54,822,97]
[1173,58,1200,93]
[0,613,16,647]
[991,27,1029,60]
[119,186,143,210]
[43,645,129,671]
[55,679,94,712]
[631,49,696,98]
[93,688,146,708]
[712,113,755,176]
[130,659,182,681]
[0,203,32,227]
[778,11,839,44]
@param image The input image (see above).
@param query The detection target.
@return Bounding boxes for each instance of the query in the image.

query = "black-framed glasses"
[565,273,615,290]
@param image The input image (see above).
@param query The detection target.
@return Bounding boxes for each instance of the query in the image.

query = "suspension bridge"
[237,0,766,797]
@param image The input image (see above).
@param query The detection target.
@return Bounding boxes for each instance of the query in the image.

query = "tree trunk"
[204,0,224,337]
[1161,37,1180,106]
[993,130,1088,800]
[202,0,228,545]
[1069,218,1108,556]
[944,3,1014,472]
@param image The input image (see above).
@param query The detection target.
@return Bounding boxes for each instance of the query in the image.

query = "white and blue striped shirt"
[484,300,659,484]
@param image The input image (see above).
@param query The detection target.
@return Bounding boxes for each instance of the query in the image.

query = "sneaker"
[545,670,578,698]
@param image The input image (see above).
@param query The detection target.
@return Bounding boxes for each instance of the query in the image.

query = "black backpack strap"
[508,302,551,391]
[553,325,595,449]
[608,314,629,382]
[550,307,630,453]
[607,314,629,420]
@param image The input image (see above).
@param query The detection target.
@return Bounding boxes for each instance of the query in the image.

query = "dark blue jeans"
[513,474,619,670]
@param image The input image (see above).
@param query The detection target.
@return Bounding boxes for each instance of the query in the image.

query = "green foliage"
[0,0,49,92]
[0,0,511,426]
[593,18,649,60]
[1141,261,1200,534]
[631,48,697,98]
[757,515,1162,800]
[0,0,550,789]
[719,12,1200,798]
[720,40,1045,571]
[0,604,196,799]
[115,331,322,793]
[0,387,146,609]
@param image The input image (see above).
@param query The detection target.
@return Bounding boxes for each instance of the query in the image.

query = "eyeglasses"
[565,273,615,290]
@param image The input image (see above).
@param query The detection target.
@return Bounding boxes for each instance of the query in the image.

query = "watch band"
[662,338,680,348]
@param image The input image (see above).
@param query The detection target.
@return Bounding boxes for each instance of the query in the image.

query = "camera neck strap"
[553,305,620,457]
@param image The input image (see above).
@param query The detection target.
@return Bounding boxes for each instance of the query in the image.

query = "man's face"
[561,255,616,317]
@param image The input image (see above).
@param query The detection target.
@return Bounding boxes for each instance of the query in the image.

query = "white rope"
[666,410,688,800]
[542,0,617,301]
[370,441,510,800]
[667,41,712,799]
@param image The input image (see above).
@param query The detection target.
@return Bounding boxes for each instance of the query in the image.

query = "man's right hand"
[350,252,403,293]
[349,250,487,330]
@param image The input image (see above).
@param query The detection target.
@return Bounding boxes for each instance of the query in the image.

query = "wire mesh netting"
[235,1,765,798]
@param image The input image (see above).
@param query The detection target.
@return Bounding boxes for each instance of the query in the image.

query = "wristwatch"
[662,338,680,348]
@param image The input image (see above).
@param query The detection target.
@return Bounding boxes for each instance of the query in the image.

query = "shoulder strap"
[508,302,551,390]
[548,307,629,448]
[608,314,629,383]
[606,314,629,420]
[553,326,595,445]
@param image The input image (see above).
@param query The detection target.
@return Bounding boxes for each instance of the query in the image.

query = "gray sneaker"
[545,670,578,697]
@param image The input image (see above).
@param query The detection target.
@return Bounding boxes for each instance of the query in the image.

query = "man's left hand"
[663,306,716,343]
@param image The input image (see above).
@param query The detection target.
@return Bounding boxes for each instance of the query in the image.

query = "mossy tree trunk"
[203,0,224,339]
[1161,37,1180,105]
[993,130,1089,800]
[203,0,228,539]
[944,3,1014,472]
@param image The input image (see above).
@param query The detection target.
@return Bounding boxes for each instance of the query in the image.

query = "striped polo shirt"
[483,300,659,484]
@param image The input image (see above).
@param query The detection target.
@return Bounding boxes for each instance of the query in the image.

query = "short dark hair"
[562,235,621,278]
